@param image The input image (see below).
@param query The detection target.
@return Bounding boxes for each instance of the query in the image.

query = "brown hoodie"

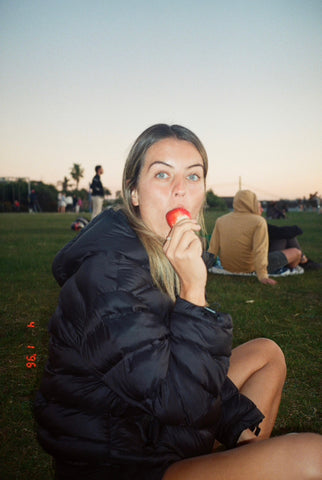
[208,190,269,281]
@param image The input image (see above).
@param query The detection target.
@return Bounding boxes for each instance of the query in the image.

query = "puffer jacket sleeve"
[100,288,263,443]
[103,296,233,427]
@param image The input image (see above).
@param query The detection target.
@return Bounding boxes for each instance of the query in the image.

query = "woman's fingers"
[163,219,201,252]
[163,220,207,303]
[163,220,203,268]
[172,231,202,259]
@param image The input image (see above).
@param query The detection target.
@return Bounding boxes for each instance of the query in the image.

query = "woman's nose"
[173,177,186,196]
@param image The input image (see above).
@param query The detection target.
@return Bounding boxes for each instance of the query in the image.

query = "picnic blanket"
[208,266,304,277]
[208,266,257,276]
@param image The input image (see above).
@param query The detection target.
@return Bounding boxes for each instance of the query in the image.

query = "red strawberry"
[166,208,191,228]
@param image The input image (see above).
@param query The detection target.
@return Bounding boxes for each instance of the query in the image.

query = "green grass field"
[0,211,321,479]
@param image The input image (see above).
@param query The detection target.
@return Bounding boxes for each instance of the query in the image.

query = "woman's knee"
[230,338,287,389]
[293,248,302,264]
[254,338,286,369]
[286,433,322,479]
[283,247,302,266]
[254,338,287,382]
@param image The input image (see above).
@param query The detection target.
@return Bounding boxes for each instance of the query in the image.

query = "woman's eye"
[187,173,200,181]
[156,172,169,179]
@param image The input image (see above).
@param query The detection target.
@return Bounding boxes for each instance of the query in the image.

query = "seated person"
[34,127,321,479]
[259,203,322,271]
[266,201,286,219]
[208,190,303,285]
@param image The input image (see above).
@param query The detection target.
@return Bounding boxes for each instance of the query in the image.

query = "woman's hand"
[163,219,207,306]
[236,428,260,446]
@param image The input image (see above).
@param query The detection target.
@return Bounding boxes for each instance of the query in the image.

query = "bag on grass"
[71,217,89,231]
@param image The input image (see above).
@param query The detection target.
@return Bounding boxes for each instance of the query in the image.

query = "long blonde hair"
[121,124,208,301]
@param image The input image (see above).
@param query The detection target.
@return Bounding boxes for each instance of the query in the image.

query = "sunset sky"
[1,0,321,200]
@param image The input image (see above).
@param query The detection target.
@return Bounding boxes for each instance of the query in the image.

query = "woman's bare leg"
[228,338,286,438]
[163,433,322,480]
[282,247,302,268]
[164,339,321,479]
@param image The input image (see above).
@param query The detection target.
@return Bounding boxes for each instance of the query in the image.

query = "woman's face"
[131,138,206,238]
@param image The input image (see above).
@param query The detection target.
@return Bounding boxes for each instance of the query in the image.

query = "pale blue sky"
[1,0,321,199]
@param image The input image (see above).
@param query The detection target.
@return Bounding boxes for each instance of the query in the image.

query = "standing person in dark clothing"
[90,165,104,219]
[34,124,322,480]
[30,189,40,212]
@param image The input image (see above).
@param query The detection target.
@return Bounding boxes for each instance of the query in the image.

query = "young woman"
[35,124,322,479]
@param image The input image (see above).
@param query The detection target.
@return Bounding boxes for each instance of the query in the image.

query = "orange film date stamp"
[26,321,37,368]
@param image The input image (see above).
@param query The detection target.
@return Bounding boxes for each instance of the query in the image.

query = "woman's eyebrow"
[147,161,173,170]
[187,163,204,169]
[147,161,204,170]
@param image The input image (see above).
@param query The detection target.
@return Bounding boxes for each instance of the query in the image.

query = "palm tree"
[70,163,84,192]
[57,176,72,193]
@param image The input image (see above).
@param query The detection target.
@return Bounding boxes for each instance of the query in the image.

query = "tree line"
[0,163,112,212]
[0,161,227,213]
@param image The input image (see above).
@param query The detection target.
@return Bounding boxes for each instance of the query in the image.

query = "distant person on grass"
[208,190,304,284]
[90,165,104,219]
[266,201,286,219]
[57,193,66,213]
[30,189,40,212]
[34,125,322,480]
[258,202,322,271]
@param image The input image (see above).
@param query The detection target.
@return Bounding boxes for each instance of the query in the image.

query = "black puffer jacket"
[35,209,263,479]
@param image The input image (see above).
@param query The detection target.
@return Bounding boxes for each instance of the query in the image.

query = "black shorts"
[268,251,288,274]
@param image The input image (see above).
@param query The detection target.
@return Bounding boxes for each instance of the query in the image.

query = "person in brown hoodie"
[208,190,302,285]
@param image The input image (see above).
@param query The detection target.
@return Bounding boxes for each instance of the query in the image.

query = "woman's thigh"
[163,433,322,480]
